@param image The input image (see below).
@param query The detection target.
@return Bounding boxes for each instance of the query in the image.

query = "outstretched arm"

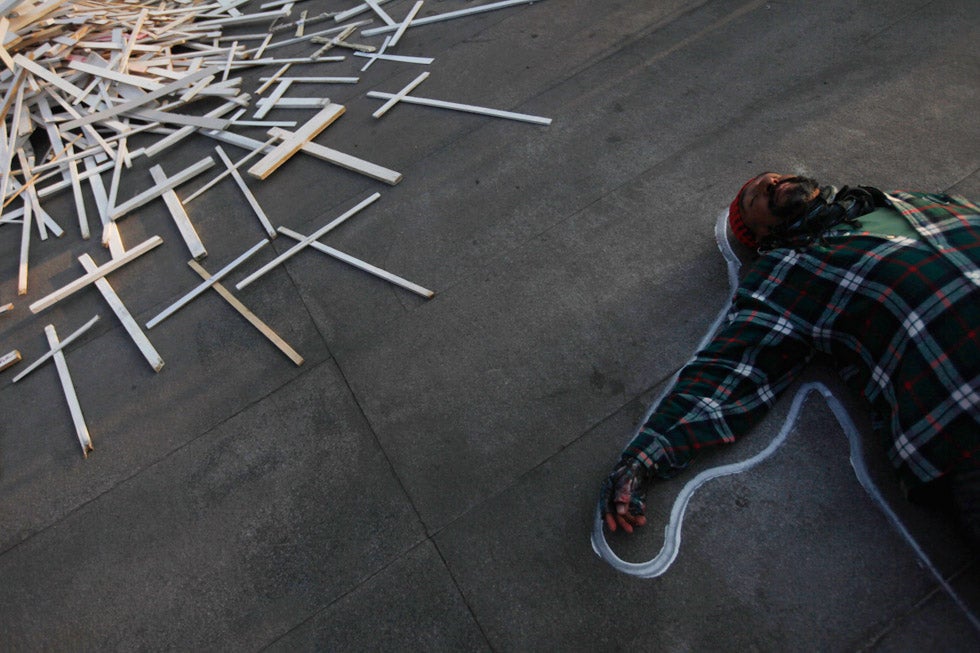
[601,294,815,532]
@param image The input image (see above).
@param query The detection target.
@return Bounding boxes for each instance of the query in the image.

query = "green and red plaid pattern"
[626,191,980,492]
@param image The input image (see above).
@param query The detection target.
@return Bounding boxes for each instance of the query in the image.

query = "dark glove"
[599,457,649,533]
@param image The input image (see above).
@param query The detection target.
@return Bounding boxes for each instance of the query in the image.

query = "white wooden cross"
[367,73,552,125]
[145,239,269,329]
[13,316,102,457]
[236,192,380,290]
[186,259,304,366]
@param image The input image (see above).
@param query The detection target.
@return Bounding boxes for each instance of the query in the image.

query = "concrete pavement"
[1,0,978,649]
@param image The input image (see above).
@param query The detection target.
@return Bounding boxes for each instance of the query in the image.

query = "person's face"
[739,172,821,238]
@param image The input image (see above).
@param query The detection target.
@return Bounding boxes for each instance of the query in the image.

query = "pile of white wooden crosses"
[0,0,550,456]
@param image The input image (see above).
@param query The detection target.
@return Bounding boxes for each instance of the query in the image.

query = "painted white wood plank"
[333,0,393,22]
[268,126,402,185]
[17,196,30,295]
[188,260,303,366]
[371,71,428,119]
[29,237,163,314]
[103,221,126,258]
[214,146,275,237]
[257,76,359,83]
[65,142,89,238]
[278,226,433,298]
[253,78,291,119]
[254,97,329,110]
[0,349,20,373]
[236,192,380,290]
[367,90,552,125]
[143,98,243,157]
[247,103,344,180]
[362,0,541,36]
[150,164,207,260]
[145,239,269,329]
[388,0,423,47]
[60,67,219,131]
[130,108,231,130]
[12,53,88,100]
[183,135,276,203]
[13,315,100,383]
[110,157,214,220]
[363,0,396,26]
[67,60,163,91]
[44,323,94,456]
[83,155,110,228]
[79,253,164,372]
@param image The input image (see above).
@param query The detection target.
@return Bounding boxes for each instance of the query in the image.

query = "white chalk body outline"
[590,210,979,631]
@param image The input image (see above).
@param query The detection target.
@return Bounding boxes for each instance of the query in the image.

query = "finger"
[615,513,634,534]
[604,512,618,532]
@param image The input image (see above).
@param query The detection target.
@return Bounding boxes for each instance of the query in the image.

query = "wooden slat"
[13,315,100,383]
[29,236,163,314]
[60,67,218,130]
[246,103,344,180]
[150,164,207,259]
[44,323,94,457]
[278,226,433,298]
[188,260,303,365]
[267,126,402,185]
[110,156,214,220]
[79,253,164,371]
[214,145,274,237]
[236,192,380,290]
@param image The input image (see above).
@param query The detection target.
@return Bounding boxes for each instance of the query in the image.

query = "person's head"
[728,172,821,248]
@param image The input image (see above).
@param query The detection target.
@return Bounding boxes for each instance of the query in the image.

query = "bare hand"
[599,458,648,533]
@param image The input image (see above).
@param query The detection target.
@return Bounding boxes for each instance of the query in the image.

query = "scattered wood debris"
[0,0,551,455]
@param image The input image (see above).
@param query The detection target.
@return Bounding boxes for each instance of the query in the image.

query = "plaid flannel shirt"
[626,191,980,493]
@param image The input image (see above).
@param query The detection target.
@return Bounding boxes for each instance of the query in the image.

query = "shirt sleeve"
[624,291,815,477]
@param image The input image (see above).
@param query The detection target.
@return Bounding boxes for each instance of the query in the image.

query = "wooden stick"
[68,59,163,91]
[149,164,207,260]
[362,0,541,36]
[143,98,244,157]
[12,53,88,100]
[253,96,328,110]
[29,237,163,314]
[236,192,380,290]
[363,0,397,26]
[278,226,433,298]
[253,78,291,119]
[13,315,100,383]
[213,145,275,237]
[145,239,269,329]
[110,157,214,220]
[255,62,290,94]
[371,71,428,119]
[388,0,423,48]
[0,349,20,373]
[257,76,359,83]
[60,67,219,131]
[62,142,90,238]
[366,90,552,125]
[17,196,31,295]
[267,126,402,185]
[183,135,276,203]
[333,0,393,22]
[247,103,344,180]
[83,155,111,229]
[187,260,303,365]
[79,253,164,372]
[44,323,94,456]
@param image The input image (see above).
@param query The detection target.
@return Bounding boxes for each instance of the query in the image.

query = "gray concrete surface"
[1,0,978,649]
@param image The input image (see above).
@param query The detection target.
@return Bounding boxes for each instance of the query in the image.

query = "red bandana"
[728,178,757,249]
